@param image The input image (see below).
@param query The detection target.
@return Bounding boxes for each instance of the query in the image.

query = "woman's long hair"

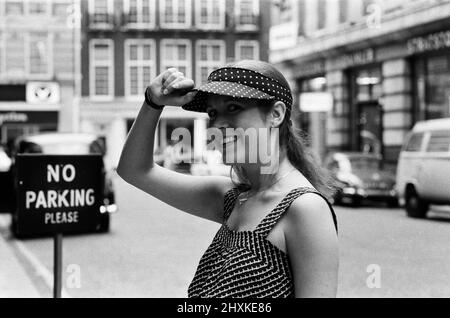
[228,60,337,199]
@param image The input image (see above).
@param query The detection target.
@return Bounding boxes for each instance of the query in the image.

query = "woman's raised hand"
[147,68,197,107]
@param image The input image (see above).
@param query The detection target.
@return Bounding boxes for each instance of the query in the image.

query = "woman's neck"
[239,152,296,192]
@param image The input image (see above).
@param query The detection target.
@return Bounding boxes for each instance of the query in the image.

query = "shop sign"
[295,60,326,78]
[407,30,450,55]
[333,49,375,70]
[0,111,58,125]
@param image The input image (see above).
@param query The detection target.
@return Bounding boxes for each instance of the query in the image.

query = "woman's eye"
[227,104,241,112]
[207,109,217,119]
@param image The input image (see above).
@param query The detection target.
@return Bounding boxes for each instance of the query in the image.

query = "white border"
[159,0,192,29]
[0,32,4,77]
[195,39,225,84]
[89,38,115,101]
[195,0,225,30]
[124,39,157,100]
[235,39,259,61]
[160,38,192,79]
[123,0,156,29]
[235,0,259,31]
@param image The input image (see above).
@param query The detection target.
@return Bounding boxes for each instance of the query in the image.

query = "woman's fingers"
[165,78,195,95]
[148,68,196,106]
[162,70,184,94]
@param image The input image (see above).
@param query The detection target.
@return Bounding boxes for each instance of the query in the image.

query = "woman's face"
[206,95,273,165]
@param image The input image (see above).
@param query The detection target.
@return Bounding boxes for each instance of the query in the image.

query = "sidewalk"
[0,215,40,298]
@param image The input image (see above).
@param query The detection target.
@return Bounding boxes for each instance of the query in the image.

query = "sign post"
[15,154,103,298]
[53,233,63,298]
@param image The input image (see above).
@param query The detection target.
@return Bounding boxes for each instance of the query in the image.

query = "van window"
[404,133,424,152]
[426,131,450,152]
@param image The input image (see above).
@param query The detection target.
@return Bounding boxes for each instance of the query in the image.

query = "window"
[160,39,192,79]
[317,0,327,30]
[124,0,156,27]
[235,40,259,61]
[5,0,24,15]
[160,0,191,28]
[196,40,225,84]
[90,40,114,99]
[27,0,49,15]
[4,32,26,78]
[426,131,450,153]
[339,0,348,23]
[28,32,52,77]
[196,0,225,29]
[404,133,424,152]
[235,0,259,30]
[89,0,113,25]
[125,40,156,98]
[52,0,71,23]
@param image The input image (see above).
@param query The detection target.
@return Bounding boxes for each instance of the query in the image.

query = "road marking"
[0,214,71,298]
[13,240,72,298]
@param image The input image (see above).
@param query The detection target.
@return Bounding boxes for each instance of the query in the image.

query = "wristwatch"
[145,87,165,110]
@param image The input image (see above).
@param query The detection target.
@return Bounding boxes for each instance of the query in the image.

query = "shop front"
[0,111,58,146]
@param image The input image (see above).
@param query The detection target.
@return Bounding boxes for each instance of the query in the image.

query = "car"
[0,145,14,212]
[396,118,450,218]
[324,152,397,207]
[6,133,117,236]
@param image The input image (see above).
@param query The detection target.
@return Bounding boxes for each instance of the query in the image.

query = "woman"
[117,60,339,298]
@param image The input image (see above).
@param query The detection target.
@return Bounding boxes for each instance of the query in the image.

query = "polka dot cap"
[182,67,293,113]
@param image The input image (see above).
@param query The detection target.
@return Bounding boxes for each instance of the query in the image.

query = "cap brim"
[182,81,275,113]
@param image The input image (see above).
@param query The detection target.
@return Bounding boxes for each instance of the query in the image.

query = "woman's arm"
[117,68,233,223]
[284,193,339,297]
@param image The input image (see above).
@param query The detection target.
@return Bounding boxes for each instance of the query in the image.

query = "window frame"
[25,31,53,79]
[124,39,157,100]
[25,0,51,17]
[3,0,25,16]
[88,0,114,26]
[195,0,225,30]
[160,39,192,79]
[235,0,259,31]
[195,39,226,84]
[235,40,259,61]
[159,0,192,29]
[123,0,156,29]
[89,39,115,101]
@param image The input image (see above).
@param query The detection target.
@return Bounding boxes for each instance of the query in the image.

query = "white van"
[396,118,450,218]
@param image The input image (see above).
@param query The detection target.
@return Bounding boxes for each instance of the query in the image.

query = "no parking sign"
[15,154,103,236]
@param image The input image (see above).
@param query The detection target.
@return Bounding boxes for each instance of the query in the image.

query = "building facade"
[80,0,271,169]
[0,0,78,147]
[271,0,450,166]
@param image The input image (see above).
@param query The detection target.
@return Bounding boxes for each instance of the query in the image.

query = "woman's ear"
[270,101,287,128]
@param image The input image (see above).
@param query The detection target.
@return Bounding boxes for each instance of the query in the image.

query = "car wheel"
[97,216,110,233]
[387,198,398,208]
[405,187,428,218]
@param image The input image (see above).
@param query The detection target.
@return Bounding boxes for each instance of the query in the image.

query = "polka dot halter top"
[188,186,338,298]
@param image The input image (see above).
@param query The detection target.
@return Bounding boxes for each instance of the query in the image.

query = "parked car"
[396,118,450,218]
[0,146,14,212]
[324,152,397,207]
[7,133,117,236]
